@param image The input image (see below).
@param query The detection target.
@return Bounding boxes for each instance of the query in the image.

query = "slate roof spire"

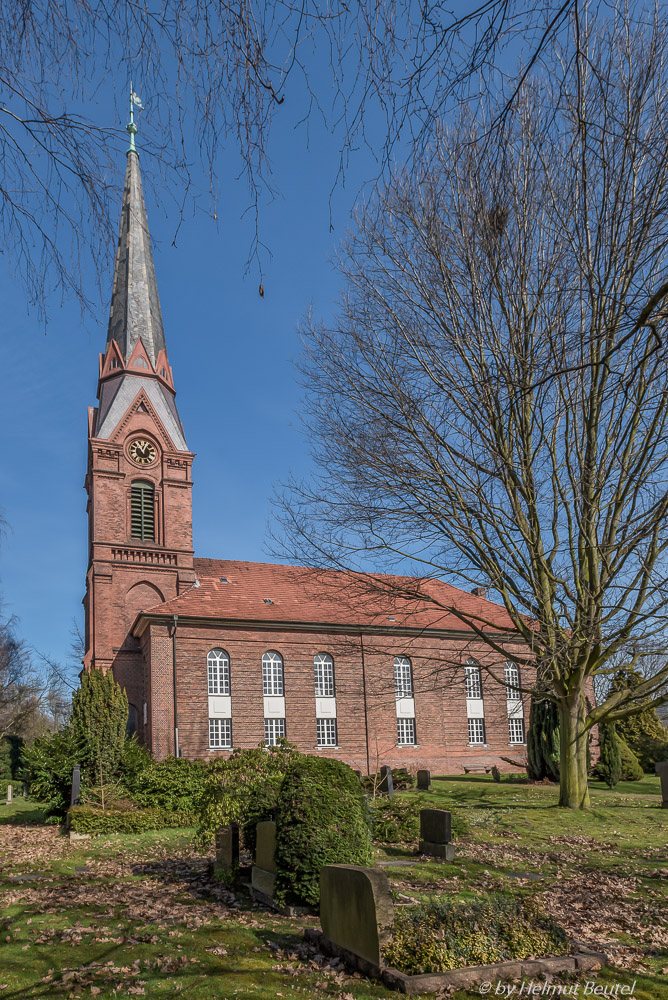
[105,94,166,367]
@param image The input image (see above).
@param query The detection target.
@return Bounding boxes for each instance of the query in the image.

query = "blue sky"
[0,78,384,673]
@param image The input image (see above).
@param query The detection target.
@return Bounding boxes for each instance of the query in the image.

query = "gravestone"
[416,769,431,790]
[320,864,394,967]
[419,808,455,861]
[215,824,240,868]
[5,784,12,805]
[378,765,394,796]
[251,821,277,902]
[656,760,668,809]
[71,765,81,807]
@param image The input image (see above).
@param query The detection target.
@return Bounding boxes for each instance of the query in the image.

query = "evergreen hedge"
[69,805,195,834]
[274,756,372,908]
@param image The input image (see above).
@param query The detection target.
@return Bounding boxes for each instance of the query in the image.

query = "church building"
[83,124,532,774]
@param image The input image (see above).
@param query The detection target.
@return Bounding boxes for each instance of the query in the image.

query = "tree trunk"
[558,695,590,809]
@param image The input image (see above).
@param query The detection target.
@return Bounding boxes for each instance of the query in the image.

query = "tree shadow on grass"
[0,807,47,826]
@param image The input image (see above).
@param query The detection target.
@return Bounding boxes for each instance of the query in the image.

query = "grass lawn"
[0,777,665,1000]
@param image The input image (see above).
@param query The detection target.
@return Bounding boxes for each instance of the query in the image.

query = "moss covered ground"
[0,777,665,1000]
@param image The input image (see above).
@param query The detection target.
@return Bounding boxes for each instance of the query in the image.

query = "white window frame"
[316,718,338,747]
[209,717,232,749]
[394,656,413,698]
[262,651,284,696]
[468,717,486,745]
[264,717,286,746]
[314,653,335,697]
[397,717,417,746]
[504,662,521,701]
[465,660,483,699]
[509,716,525,744]
[207,648,230,695]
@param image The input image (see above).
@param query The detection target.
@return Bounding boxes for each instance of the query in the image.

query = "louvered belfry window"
[130,481,155,540]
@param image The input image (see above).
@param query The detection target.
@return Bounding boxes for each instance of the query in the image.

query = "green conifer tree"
[618,737,645,781]
[611,668,668,771]
[70,669,128,792]
[527,694,560,782]
[594,721,621,788]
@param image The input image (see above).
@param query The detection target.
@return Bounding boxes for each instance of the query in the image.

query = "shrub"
[618,738,644,781]
[196,742,298,852]
[593,722,621,788]
[384,895,569,974]
[124,754,209,813]
[20,728,82,817]
[274,756,373,908]
[371,797,421,843]
[370,796,470,843]
[390,768,415,789]
[69,805,194,834]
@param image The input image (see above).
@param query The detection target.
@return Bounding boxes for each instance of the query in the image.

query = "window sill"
[316,745,341,750]
[208,746,234,751]
[396,743,420,748]
[509,742,526,746]
[468,743,489,747]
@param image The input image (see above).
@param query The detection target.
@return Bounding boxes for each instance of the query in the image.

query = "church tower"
[83,109,195,733]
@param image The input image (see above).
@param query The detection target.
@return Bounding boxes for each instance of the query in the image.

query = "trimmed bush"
[196,743,298,853]
[69,805,195,834]
[384,895,569,974]
[274,756,373,908]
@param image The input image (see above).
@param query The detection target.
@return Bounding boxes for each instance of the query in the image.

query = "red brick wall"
[145,620,532,773]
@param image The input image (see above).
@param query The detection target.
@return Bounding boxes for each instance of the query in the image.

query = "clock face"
[129,438,157,466]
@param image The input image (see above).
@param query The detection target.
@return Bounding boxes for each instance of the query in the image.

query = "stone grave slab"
[416,769,431,790]
[378,766,394,796]
[656,760,668,809]
[215,823,239,868]
[320,864,394,967]
[251,821,277,902]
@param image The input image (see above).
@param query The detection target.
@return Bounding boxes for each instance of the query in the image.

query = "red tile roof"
[137,558,516,634]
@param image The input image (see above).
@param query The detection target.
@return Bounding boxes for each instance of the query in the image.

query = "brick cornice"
[132,610,523,645]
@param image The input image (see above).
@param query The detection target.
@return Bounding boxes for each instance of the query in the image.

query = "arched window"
[465,659,482,699]
[314,653,335,697]
[208,649,230,695]
[262,651,284,696]
[130,481,155,540]
[393,656,413,698]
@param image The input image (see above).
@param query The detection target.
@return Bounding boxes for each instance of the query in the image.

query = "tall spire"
[105,91,166,367]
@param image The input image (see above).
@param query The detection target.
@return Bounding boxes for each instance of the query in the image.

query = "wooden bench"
[463,765,492,774]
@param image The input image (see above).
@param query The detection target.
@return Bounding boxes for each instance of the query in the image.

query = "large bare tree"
[1,1,613,318]
[275,13,668,808]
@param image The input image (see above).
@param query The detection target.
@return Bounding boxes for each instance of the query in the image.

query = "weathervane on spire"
[126,82,144,153]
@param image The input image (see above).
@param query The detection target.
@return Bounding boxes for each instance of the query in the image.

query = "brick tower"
[83,131,195,733]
